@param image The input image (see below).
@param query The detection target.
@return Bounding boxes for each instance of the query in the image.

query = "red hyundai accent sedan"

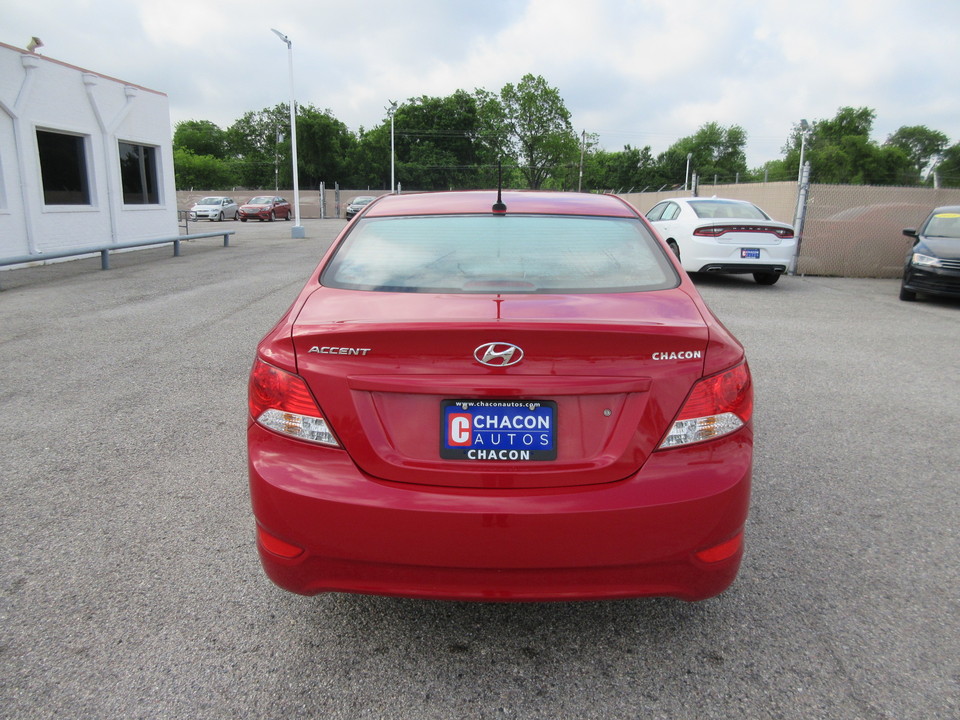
[248,190,753,601]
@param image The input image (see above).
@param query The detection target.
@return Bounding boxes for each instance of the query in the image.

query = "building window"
[118,141,159,205]
[37,130,91,205]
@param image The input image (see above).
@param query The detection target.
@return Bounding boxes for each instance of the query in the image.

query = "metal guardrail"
[0,230,235,289]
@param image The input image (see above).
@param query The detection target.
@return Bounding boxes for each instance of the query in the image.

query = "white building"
[0,41,178,264]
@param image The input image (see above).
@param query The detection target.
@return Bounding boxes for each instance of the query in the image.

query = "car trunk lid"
[291,288,710,489]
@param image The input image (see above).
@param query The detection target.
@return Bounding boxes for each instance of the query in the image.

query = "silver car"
[190,196,239,222]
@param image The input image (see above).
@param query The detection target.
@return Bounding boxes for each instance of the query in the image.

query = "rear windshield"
[320,214,679,293]
[689,200,768,220]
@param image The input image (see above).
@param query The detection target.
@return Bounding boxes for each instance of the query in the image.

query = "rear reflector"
[257,526,304,559]
[695,532,743,563]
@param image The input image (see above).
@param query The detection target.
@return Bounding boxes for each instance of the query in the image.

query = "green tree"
[885,125,950,181]
[173,120,229,158]
[295,105,357,188]
[815,106,875,142]
[472,88,516,187]
[782,107,913,185]
[494,74,579,189]
[172,148,239,190]
[935,142,960,187]
[352,123,392,190]
[579,143,659,192]
[750,159,795,183]
[658,122,748,187]
[227,105,288,188]
[391,91,489,190]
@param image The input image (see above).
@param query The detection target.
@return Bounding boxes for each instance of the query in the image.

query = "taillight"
[659,362,752,449]
[693,226,725,237]
[693,225,793,238]
[248,358,339,446]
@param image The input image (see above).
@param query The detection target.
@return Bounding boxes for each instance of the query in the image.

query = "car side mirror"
[902,228,918,238]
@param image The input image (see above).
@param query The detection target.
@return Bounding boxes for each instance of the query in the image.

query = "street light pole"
[578,129,586,192]
[271,28,304,238]
[386,101,398,193]
[797,119,810,185]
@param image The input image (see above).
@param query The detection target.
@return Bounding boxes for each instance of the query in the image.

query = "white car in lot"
[189,196,239,222]
[646,197,795,285]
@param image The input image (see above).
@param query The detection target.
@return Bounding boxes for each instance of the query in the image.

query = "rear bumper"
[681,238,793,275]
[248,423,752,601]
[696,263,787,275]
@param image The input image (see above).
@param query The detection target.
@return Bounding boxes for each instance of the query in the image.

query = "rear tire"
[667,240,680,260]
[753,272,780,285]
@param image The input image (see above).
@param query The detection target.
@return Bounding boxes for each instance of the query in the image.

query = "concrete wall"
[0,42,178,262]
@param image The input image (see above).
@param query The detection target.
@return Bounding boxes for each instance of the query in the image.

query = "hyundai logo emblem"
[474,342,524,367]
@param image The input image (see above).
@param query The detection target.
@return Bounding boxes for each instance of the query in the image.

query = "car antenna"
[492,160,507,214]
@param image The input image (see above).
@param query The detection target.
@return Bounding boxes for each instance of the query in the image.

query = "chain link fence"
[795,184,960,277]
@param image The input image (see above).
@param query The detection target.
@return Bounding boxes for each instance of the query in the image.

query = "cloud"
[5,0,960,169]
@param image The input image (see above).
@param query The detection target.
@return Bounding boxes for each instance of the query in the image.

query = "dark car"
[239,196,292,222]
[344,195,376,220]
[247,190,753,602]
[900,206,960,301]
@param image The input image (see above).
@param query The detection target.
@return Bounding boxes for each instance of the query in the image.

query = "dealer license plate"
[441,399,557,461]
[741,248,761,259]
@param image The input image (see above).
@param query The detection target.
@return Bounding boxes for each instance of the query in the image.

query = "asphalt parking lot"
[1,218,957,719]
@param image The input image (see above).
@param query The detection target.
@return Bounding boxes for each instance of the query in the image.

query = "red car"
[248,190,753,601]
[239,195,292,222]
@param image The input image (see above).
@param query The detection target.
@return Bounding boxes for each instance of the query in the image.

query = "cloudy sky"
[5,0,960,167]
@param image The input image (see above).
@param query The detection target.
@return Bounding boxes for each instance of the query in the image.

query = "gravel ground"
[1,218,957,719]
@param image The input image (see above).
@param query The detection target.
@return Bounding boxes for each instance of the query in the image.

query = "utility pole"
[387,101,398,193]
[578,130,586,192]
